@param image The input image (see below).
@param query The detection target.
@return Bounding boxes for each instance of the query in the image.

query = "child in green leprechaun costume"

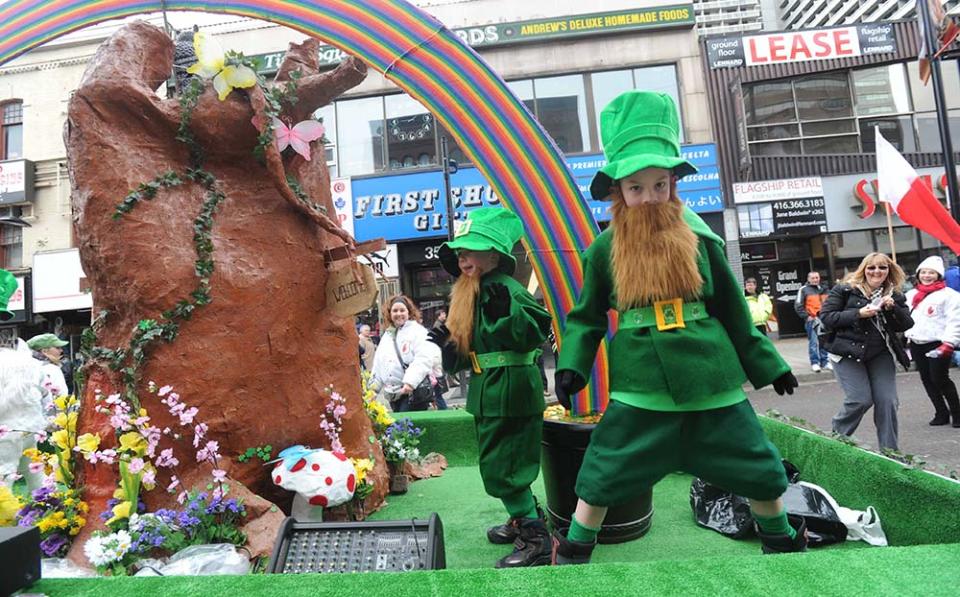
[552,91,802,564]
[427,208,554,568]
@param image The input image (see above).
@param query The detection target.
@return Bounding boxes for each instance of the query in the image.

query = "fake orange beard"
[610,194,702,309]
[446,273,481,356]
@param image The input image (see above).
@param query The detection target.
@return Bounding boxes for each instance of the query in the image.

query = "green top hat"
[27,333,69,351]
[439,208,523,276]
[1,269,17,321]
[589,91,697,201]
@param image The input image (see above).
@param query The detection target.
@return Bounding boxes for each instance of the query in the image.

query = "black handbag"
[392,331,435,408]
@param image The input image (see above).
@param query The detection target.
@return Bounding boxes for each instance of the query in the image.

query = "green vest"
[443,272,552,417]
[558,208,789,410]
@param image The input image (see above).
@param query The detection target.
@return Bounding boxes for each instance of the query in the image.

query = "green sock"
[753,511,796,539]
[501,489,538,519]
[568,517,601,544]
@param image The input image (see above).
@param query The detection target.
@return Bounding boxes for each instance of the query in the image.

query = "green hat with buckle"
[439,208,523,276]
[1,269,17,322]
[27,333,69,351]
[590,90,697,201]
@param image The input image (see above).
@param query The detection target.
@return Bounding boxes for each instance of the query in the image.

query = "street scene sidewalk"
[441,335,960,475]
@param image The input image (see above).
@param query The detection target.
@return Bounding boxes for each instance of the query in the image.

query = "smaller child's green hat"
[0,269,18,321]
[439,208,523,276]
[590,90,697,201]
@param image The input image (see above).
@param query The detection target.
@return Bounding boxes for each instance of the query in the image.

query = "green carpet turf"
[28,409,960,595]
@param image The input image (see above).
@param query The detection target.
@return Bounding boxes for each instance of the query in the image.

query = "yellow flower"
[54,395,69,411]
[22,447,42,462]
[0,485,21,525]
[53,411,77,431]
[141,463,157,491]
[105,501,132,526]
[118,432,147,456]
[113,487,126,500]
[186,31,256,101]
[37,516,56,533]
[51,429,70,450]
[76,433,101,454]
[78,501,89,514]
[352,458,374,484]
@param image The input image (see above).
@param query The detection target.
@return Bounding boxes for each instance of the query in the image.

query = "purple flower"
[39,533,68,557]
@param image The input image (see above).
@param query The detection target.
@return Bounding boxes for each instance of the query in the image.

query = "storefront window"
[314,104,337,174]
[795,73,854,121]
[802,135,859,154]
[385,94,436,171]
[1,224,22,269]
[853,64,911,117]
[908,61,960,112]
[335,96,385,176]
[737,204,774,238]
[744,81,795,125]
[533,74,589,153]
[915,110,960,153]
[859,115,917,153]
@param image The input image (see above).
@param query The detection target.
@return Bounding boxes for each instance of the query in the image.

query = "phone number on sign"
[772,198,824,210]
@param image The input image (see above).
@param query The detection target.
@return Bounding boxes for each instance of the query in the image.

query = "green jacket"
[558,208,789,410]
[443,272,552,417]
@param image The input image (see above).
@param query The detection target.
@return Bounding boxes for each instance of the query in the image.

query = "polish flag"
[876,128,960,253]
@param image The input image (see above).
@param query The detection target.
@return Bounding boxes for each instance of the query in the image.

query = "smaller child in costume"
[552,91,801,564]
[427,208,553,568]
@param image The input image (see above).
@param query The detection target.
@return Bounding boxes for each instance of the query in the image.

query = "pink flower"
[127,457,145,474]
[212,469,227,483]
[34,430,48,443]
[105,393,123,405]
[169,402,185,416]
[156,448,179,468]
[177,491,188,505]
[167,475,180,493]
[98,449,117,465]
[142,468,156,487]
[28,461,44,474]
[0,425,9,439]
[158,385,173,397]
[178,406,198,426]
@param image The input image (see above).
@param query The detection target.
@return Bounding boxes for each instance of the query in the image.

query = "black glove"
[554,369,587,410]
[482,283,512,322]
[772,371,798,396]
[427,323,450,346]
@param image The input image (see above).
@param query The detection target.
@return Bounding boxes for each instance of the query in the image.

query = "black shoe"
[494,518,552,568]
[929,415,951,426]
[487,518,521,544]
[551,528,596,565]
[757,514,808,554]
[953,416,960,429]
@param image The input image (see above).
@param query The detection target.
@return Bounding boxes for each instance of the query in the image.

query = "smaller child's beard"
[447,274,481,356]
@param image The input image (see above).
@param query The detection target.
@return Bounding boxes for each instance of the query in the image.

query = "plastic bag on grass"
[689,477,754,539]
[159,544,250,575]
[836,505,887,546]
[781,481,847,546]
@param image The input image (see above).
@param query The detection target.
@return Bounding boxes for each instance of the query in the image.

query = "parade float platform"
[32,410,960,596]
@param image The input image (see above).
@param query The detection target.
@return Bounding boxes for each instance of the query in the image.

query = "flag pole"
[918,0,960,223]
[885,202,897,262]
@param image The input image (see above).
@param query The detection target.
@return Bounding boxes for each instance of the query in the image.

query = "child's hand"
[555,370,586,410]
[772,371,798,396]
[483,283,512,321]
[427,323,450,346]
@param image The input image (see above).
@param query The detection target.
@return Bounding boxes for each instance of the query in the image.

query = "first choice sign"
[707,23,895,69]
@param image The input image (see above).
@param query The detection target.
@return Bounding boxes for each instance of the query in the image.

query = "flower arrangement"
[16,484,88,557]
[381,419,424,465]
[350,458,375,502]
[320,385,347,455]
[361,370,394,435]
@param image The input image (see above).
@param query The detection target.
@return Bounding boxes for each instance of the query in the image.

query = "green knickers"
[575,399,788,507]
[474,414,543,499]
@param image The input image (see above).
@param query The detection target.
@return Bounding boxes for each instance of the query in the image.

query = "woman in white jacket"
[369,295,442,413]
[905,256,960,428]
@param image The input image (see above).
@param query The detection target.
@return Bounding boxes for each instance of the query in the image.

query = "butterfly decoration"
[273,117,326,161]
[270,445,320,471]
[186,31,257,101]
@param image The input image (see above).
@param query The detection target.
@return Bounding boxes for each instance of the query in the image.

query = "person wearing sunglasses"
[818,253,913,451]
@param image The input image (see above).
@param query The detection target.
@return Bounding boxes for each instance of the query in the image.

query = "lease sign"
[746,28,858,65]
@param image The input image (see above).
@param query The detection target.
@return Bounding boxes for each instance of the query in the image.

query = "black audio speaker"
[0,525,41,595]
[267,513,445,574]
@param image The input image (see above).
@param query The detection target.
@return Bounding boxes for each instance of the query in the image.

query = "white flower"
[84,535,112,567]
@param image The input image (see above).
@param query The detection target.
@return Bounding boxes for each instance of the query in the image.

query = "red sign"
[746,28,858,66]
[853,173,948,219]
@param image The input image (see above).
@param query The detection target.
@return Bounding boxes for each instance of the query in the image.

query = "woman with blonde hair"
[368,295,441,413]
[819,253,913,451]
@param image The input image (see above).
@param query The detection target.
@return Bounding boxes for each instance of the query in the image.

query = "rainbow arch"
[0,0,610,413]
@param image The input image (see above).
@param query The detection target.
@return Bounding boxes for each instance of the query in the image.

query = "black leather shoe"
[487,518,521,544]
[494,518,552,568]
[929,415,951,426]
[757,514,808,554]
[551,528,596,565]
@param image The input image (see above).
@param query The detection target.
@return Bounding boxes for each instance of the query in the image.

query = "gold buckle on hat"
[454,219,472,237]
[654,298,685,331]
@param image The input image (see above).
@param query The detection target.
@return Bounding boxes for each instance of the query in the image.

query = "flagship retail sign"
[734,177,827,238]
[706,23,896,69]
[252,4,695,71]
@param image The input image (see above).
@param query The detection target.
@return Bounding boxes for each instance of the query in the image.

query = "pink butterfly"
[273,117,325,161]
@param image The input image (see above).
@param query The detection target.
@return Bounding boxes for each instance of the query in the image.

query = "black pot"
[541,418,653,544]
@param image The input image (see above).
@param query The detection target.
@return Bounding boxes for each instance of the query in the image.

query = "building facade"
[702,18,960,335]
[0,1,719,339]
[777,0,960,30]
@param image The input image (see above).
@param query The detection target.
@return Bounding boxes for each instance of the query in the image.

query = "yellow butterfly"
[187,31,257,101]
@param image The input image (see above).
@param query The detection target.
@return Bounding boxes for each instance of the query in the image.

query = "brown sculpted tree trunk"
[65,22,385,559]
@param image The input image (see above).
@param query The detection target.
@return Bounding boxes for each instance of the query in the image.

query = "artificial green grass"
[29,409,960,595]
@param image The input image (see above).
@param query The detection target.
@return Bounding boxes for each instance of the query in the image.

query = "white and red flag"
[876,128,960,253]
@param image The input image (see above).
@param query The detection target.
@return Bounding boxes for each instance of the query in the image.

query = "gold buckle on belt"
[469,351,482,374]
[654,298,685,331]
